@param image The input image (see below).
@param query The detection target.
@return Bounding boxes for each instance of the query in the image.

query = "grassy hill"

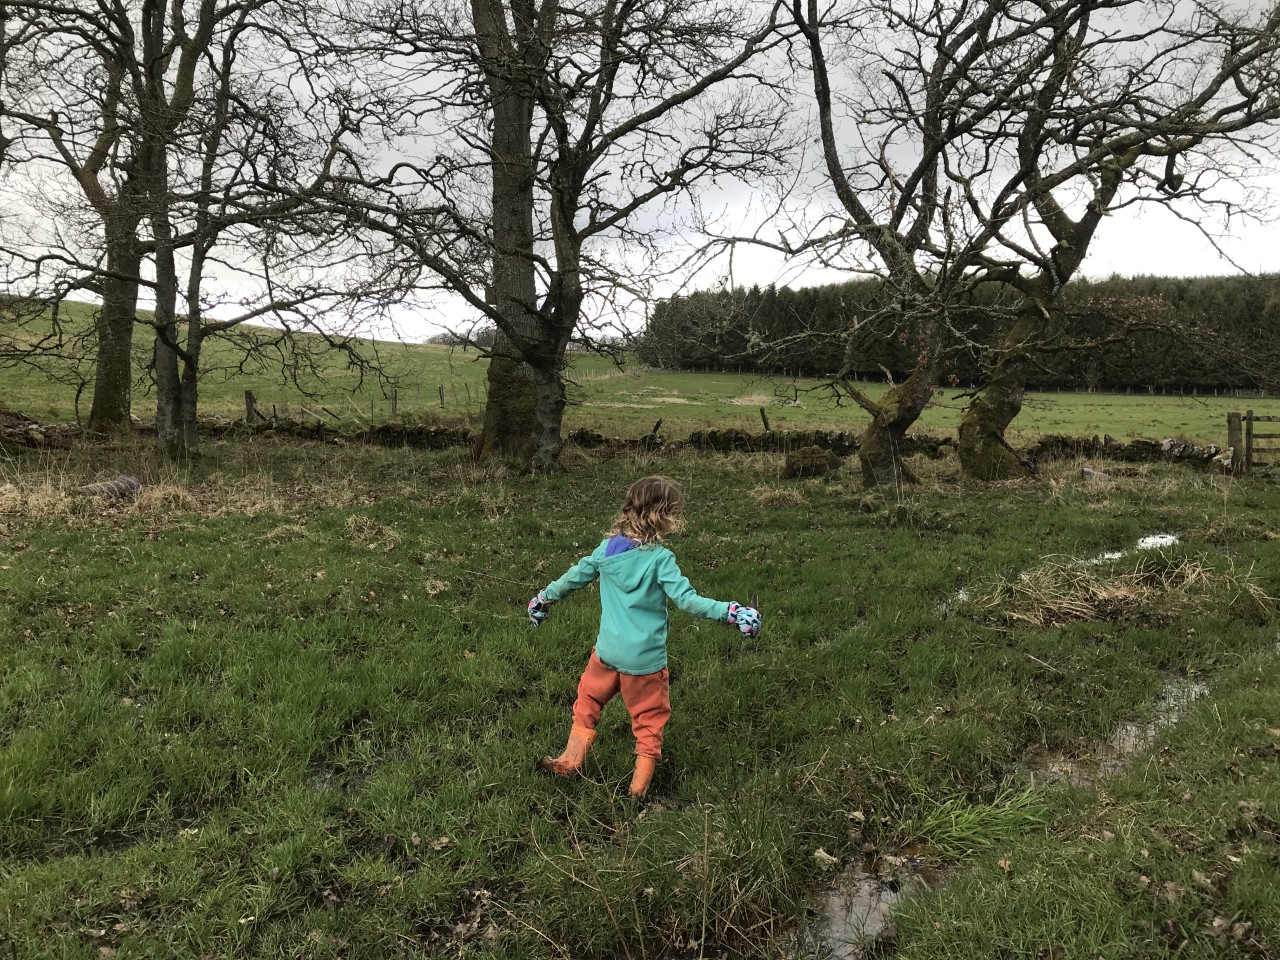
[1,303,1271,443]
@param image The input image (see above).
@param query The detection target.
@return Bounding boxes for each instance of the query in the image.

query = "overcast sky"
[5,0,1279,346]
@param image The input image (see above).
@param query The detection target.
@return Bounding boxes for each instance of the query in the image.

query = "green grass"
[895,651,1280,959]
[1,437,1277,957]
[2,305,1274,443]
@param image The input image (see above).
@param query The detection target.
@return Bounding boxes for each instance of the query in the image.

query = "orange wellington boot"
[539,725,597,776]
[629,755,658,797]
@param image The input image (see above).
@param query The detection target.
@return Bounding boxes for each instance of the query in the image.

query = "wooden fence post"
[759,406,771,432]
[244,390,259,422]
[1228,411,1243,474]
[439,385,446,408]
[391,389,398,416]
[1245,409,1255,475]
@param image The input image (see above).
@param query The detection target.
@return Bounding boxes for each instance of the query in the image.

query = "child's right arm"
[528,550,602,627]
[542,550,601,602]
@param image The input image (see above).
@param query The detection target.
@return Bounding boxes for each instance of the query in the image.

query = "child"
[527,476,761,797]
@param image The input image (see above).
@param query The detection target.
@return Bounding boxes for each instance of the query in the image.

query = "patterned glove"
[528,591,552,627]
[727,601,762,638]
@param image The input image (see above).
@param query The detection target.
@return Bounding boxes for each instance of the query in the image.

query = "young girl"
[527,476,761,797]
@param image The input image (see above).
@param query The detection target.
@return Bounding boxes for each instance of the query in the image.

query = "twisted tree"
[955,1,1280,479]
[779,0,1280,485]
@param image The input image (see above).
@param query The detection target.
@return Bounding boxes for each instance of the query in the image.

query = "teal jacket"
[543,539,730,675]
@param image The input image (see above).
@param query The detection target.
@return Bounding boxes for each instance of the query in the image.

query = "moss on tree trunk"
[856,368,936,489]
[474,351,539,464]
[958,311,1038,481]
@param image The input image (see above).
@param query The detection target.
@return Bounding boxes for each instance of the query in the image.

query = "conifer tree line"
[638,274,1280,393]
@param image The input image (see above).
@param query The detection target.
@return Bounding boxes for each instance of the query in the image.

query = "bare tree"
[145,0,393,457]
[1,0,396,454]
[784,0,1280,485]
[0,0,173,432]
[955,1,1280,479]
[334,0,795,472]
[775,0,1107,485]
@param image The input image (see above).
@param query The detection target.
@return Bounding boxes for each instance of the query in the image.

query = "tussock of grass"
[344,515,402,551]
[966,552,1274,627]
[0,480,74,520]
[131,483,199,513]
[749,485,809,509]
[261,523,314,544]
[902,786,1050,859]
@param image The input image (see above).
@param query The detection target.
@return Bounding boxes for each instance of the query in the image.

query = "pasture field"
[1,436,1277,958]
[1,311,1273,443]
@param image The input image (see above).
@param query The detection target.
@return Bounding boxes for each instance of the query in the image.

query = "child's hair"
[613,476,685,543]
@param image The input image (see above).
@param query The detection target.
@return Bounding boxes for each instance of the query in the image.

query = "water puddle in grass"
[793,676,1209,956]
[792,850,942,959]
[1081,532,1180,566]
[1026,679,1209,790]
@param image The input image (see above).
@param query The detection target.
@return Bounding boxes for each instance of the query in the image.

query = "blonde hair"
[612,476,685,543]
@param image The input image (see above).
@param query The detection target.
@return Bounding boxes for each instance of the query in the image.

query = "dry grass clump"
[1192,514,1279,544]
[0,481,76,521]
[749,485,808,509]
[131,483,199,513]
[262,523,315,544]
[966,552,1274,627]
[344,515,402,552]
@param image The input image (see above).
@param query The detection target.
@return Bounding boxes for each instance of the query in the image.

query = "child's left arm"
[657,552,762,637]
[655,551,731,621]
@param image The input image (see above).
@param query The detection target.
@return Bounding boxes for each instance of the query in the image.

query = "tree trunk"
[857,366,937,489]
[153,191,184,459]
[528,360,567,475]
[957,309,1039,481]
[180,330,203,456]
[474,77,546,467]
[154,331,183,458]
[474,345,539,463]
[87,239,141,434]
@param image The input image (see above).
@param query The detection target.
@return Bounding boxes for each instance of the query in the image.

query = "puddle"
[310,765,338,792]
[1082,532,1180,566]
[793,852,941,959]
[1027,679,1209,789]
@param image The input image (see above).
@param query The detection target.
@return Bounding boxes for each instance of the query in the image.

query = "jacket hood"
[596,542,665,594]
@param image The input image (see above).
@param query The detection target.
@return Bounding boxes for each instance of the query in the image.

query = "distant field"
[1,311,1272,444]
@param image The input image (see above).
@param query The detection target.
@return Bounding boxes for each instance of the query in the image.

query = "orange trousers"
[572,650,671,758]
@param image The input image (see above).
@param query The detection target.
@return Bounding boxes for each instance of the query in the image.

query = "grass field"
[1,311,1274,443]
[1,434,1277,957]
